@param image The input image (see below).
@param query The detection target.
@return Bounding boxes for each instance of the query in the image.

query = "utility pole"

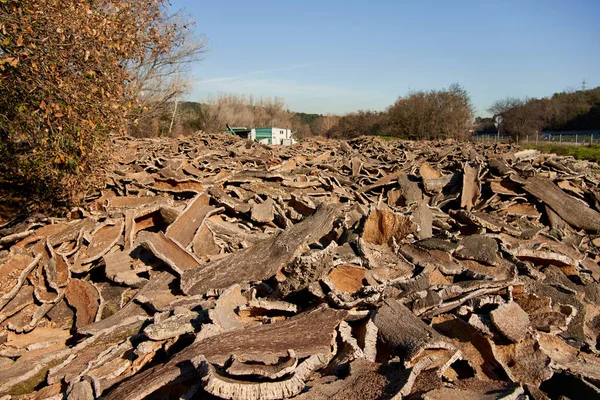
[168,70,182,137]
[582,79,587,91]
[168,99,179,137]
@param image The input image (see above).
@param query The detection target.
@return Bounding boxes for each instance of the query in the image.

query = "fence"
[472,134,600,146]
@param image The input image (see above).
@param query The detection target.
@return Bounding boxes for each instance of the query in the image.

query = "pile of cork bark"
[1,132,599,399]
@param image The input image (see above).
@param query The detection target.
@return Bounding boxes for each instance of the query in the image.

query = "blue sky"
[169,0,600,117]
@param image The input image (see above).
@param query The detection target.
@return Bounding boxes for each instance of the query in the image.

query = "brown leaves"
[0,57,18,68]
[0,0,187,203]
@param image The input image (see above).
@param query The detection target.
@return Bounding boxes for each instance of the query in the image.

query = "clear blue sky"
[169,0,600,117]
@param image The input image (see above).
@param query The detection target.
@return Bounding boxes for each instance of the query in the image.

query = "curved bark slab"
[224,350,298,380]
[181,204,340,296]
[138,231,202,275]
[523,176,600,233]
[374,299,455,367]
[198,353,328,400]
[65,279,101,330]
[150,177,204,194]
[0,284,34,324]
[102,306,346,400]
[0,253,41,311]
[490,301,531,343]
[75,219,124,268]
[165,193,214,248]
[461,162,481,211]
[362,206,417,247]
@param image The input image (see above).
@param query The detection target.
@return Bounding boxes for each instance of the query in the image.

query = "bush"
[0,0,191,203]
[386,83,474,140]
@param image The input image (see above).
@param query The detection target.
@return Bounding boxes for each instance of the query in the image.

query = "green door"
[254,128,272,144]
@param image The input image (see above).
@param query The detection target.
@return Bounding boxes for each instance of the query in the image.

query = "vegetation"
[386,84,474,141]
[178,84,473,141]
[150,85,600,145]
[319,110,381,139]
[127,13,207,138]
[0,0,203,204]
[196,93,298,134]
[523,144,600,163]
[487,87,600,139]
[158,84,473,141]
[3,1,596,213]
[314,84,474,140]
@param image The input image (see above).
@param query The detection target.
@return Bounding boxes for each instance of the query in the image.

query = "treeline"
[159,94,311,138]
[165,84,475,141]
[301,84,474,140]
[483,86,600,138]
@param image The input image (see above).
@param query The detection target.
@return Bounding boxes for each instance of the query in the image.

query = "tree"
[197,93,308,135]
[125,11,207,137]
[444,83,475,140]
[386,84,474,140]
[474,117,496,134]
[487,87,600,138]
[501,99,547,138]
[0,0,201,202]
[312,114,341,137]
[328,111,385,139]
[487,97,524,117]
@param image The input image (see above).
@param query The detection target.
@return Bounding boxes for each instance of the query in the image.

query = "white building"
[250,127,296,145]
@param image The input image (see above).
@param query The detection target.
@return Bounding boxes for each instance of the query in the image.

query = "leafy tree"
[0,0,199,203]
[474,117,496,134]
[295,112,322,126]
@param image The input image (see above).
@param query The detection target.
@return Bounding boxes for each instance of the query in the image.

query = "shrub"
[0,0,193,203]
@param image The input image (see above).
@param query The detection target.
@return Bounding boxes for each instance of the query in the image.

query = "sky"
[169,0,600,117]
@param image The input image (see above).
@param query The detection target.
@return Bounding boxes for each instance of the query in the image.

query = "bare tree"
[127,12,208,136]
[445,83,475,140]
[199,93,297,133]
[487,97,524,117]
[313,115,341,137]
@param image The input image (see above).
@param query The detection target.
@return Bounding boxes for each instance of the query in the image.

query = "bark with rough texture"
[138,231,202,275]
[373,299,454,366]
[181,204,340,295]
[523,176,600,232]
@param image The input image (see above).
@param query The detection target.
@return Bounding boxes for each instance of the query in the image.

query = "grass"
[377,135,399,141]
[372,135,600,163]
[522,144,600,163]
